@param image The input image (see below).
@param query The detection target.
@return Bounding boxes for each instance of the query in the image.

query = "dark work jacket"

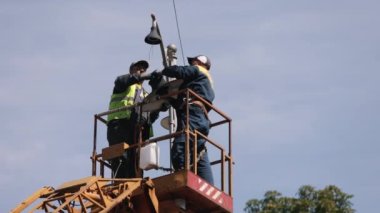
[112,74,140,93]
[162,65,215,109]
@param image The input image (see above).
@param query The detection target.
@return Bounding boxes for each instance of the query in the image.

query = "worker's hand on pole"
[148,70,165,90]
[151,70,163,80]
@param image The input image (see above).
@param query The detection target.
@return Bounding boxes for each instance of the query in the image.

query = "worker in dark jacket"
[159,55,215,184]
[107,60,158,178]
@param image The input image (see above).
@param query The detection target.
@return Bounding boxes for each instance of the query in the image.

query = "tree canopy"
[244,185,355,213]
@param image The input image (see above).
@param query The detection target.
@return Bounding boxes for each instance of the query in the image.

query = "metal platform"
[133,170,233,213]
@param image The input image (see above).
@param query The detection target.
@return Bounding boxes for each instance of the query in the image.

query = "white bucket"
[139,142,160,170]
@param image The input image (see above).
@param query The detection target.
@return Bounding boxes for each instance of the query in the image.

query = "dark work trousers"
[107,114,146,178]
[171,105,214,184]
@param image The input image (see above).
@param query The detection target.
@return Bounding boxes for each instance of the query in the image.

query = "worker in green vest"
[107,60,158,178]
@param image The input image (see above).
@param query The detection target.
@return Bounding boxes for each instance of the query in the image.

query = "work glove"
[148,70,166,90]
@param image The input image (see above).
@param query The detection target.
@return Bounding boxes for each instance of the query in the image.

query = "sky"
[1,0,379,212]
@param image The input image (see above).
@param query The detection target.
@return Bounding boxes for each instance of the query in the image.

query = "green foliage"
[244,185,354,213]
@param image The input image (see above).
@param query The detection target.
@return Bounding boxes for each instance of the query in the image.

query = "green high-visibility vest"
[107,84,144,121]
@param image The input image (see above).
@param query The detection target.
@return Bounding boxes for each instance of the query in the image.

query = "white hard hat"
[187,55,211,70]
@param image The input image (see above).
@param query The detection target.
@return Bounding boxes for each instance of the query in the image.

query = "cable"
[172,0,186,65]
[113,159,122,178]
